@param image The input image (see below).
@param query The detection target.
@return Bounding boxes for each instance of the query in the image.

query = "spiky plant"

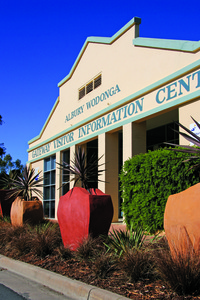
[166,117,200,169]
[57,146,106,192]
[9,165,44,201]
[103,223,160,258]
[103,224,147,258]
[0,170,19,189]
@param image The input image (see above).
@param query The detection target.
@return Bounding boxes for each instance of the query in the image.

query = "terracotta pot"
[57,187,114,250]
[10,197,43,226]
[164,183,200,255]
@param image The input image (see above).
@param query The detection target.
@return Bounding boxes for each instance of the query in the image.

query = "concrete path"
[0,267,73,300]
[109,222,126,232]
[0,255,128,300]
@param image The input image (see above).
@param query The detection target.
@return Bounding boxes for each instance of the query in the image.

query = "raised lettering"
[178,75,191,96]
[127,103,135,116]
[156,88,166,104]
[192,70,200,88]
[109,87,115,96]
[135,98,144,113]
[101,114,111,127]
[166,82,177,100]
[115,84,121,93]
[110,112,117,123]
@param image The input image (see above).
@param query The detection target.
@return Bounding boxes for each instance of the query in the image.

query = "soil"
[1,250,200,300]
[1,222,200,299]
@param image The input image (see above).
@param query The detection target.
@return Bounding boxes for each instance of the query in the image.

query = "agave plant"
[103,223,161,258]
[57,146,106,192]
[103,224,147,257]
[166,116,200,169]
[8,165,44,201]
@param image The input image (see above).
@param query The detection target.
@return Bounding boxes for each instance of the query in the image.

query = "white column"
[98,133,106,193]
[69,144,76,190]
[106,132,119,222]
[123,121,146,164]
[123,122,133,164]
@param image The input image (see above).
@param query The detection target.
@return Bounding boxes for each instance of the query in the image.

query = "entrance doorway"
[87,139,98,189]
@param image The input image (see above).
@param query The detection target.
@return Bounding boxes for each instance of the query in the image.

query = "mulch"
[1,249,200,299]
[1,222,200,299]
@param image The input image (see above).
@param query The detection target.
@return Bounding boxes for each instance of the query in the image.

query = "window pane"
[62,183,69,195]
[51,155,56,170]
[63,150,70,163]
[50,201,55,218]
[44,172,50,185]
[43,155,56,219]
[44,187,50,200]
[51,170,55,184]
[43,201,49,218]
[51,186,55,199]
[44,158,50,171]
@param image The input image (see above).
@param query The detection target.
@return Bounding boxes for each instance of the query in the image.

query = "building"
[28,17,200,222]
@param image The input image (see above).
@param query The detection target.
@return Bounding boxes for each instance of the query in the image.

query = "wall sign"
[30,69,200,160]
[65,84,121,123]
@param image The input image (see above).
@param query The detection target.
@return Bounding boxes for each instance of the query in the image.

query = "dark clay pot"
[0,189,16,218]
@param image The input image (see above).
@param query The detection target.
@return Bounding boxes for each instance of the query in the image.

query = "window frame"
[43,155,56,219]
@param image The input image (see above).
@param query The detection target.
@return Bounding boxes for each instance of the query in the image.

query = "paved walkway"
[109,222,126,232]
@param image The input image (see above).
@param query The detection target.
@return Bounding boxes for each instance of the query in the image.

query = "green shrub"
[119,148,200,233]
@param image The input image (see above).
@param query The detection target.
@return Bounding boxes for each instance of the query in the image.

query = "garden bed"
[0,219,200,299]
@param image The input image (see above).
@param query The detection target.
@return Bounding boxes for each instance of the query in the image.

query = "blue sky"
[0,0,199,166]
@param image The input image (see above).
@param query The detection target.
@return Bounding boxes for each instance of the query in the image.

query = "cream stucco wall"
[27,17,200,221]
[28,19,200,154]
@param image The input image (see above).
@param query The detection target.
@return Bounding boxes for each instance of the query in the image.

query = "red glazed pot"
[57,187,114,250]
[164,183,200,255]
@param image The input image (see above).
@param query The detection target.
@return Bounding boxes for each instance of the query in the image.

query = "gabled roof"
[58,16,199,88]
[57,17,141,87]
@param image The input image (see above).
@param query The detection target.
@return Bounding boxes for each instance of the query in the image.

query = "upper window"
[78,74,102,100]
[86,81,93,94]
[79,87,85,100]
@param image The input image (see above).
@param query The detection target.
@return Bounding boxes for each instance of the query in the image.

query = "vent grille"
[94,75,101,89]
[78,74,102,100]
[79,87,85,100]
[86,81,93,94]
